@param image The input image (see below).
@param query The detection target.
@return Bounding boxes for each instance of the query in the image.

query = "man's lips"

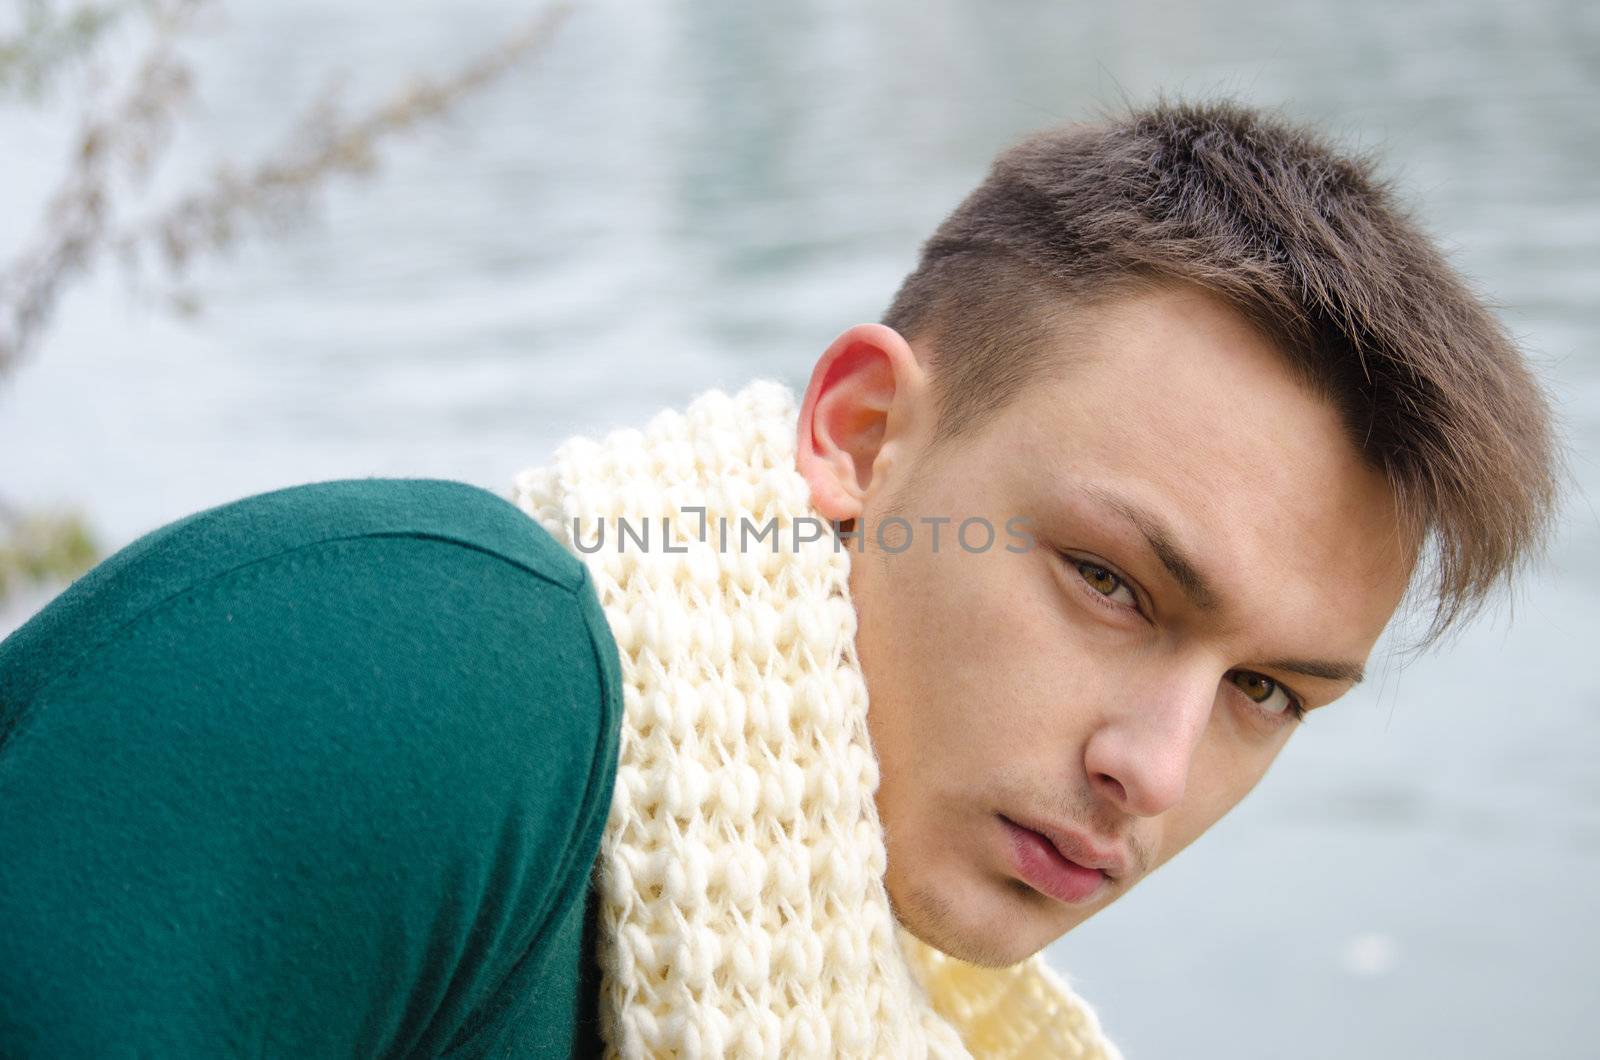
[999,814,1129,906]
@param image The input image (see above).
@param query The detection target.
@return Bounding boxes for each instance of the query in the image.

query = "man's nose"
[1080,669,1216,818]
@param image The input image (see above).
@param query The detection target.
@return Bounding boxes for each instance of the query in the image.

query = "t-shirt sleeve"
[0,481,622,1058]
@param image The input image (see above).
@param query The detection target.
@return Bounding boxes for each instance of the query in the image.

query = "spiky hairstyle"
[884,99,1558,643]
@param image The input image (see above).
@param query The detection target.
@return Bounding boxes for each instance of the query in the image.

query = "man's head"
[794,100,1558,967]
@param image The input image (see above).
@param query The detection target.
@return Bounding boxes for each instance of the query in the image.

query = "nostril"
[1094,773,1127,804]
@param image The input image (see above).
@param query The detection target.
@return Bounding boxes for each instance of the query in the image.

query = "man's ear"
[795,323,929,523]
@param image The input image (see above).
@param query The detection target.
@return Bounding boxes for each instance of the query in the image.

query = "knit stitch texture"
[511,379,1122,1059]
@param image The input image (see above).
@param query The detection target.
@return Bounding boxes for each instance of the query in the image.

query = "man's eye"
[1074,559,1138,607]
[1226,670,1303,719]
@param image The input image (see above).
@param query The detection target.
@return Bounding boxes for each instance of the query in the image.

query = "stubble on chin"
[885,872,1034,970]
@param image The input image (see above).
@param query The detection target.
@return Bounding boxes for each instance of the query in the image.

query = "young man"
[0,99,1556,1058]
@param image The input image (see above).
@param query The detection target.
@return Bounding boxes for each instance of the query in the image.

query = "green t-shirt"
[0,478,623,1057]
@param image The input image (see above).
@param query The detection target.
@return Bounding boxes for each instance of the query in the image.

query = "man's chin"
[885,872,1049,969]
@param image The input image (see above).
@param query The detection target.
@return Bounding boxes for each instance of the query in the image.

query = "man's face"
[827,285,1414,966]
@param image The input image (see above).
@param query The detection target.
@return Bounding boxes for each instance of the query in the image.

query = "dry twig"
[0,0,144,98]
[0,1,572,602]
[0,0,572,375]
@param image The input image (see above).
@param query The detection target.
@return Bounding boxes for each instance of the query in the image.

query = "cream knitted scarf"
[511,379,1122,1059]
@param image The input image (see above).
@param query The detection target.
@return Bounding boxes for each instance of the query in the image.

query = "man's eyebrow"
[1083,485,1221,612]
[1080,484,1367,687]
[1262,657,1366,685]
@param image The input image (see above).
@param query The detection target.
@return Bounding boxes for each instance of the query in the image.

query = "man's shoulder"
[0,478,622,1057]
[125,477,590,594]
[0,478,595,708]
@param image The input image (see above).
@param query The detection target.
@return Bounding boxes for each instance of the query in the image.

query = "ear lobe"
[795,323,926,523]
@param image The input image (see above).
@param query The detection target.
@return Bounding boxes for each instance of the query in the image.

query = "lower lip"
[1000,816,1108,905]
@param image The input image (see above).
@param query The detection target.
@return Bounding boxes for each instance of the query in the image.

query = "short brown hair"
[884,98,1558,644]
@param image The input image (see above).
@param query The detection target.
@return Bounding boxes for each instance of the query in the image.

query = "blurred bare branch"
[0,1,572,603]
[0,0,147,98]
[0,0,572,377]
[0,0,202,377]
[122,3,571,280]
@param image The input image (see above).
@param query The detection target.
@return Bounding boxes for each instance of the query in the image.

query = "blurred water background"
[3,1,1597,1056]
